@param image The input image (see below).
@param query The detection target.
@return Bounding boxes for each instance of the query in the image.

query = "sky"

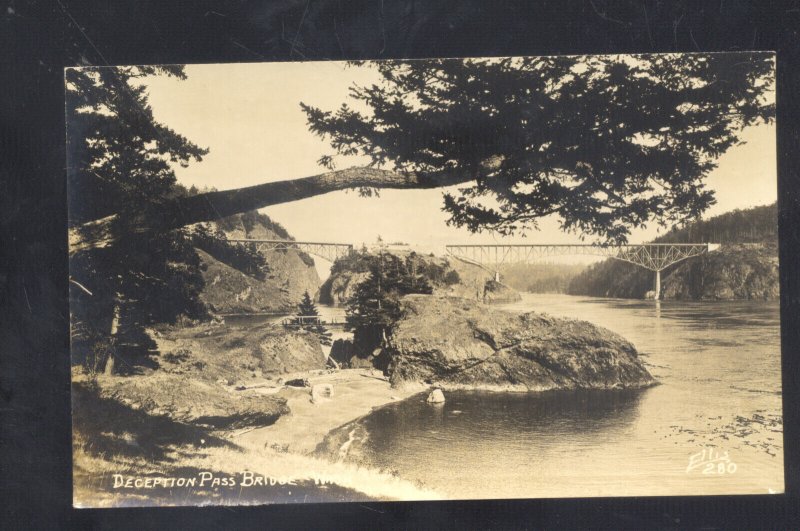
[143,59,777,261]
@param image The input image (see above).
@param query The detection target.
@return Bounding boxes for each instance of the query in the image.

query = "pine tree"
[297,291,320,318]
[345,253,432,352]
[67,66,209,373]
[293,291,332,346]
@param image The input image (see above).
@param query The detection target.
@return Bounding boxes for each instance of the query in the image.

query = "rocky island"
[386,295,655,391]
[331,294,655,392]
[320,247,521,305]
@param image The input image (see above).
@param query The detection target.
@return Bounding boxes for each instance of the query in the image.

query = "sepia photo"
[67,53,782,507]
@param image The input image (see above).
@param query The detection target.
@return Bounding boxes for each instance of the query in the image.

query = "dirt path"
[236,368,426,454]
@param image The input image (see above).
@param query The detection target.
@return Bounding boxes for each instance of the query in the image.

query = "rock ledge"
[384,295,656,392]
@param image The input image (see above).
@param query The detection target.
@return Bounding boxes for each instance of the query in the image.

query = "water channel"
[339,293,784,498]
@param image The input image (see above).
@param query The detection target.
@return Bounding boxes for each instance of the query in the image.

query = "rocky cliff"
[197,249,288,314]
[660,244,779,300]
[377,295,655,392]
[318,270,372,305]
[197,212,321,313]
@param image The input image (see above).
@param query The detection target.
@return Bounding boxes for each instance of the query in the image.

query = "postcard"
[67,53,782,507]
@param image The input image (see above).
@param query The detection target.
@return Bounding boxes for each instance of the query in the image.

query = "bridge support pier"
[654,269,661,301]
[494,270,500,282]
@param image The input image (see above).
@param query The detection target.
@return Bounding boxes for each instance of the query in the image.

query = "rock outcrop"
[384,295,655,392]
[220,218,321,306]
[329,338,358,368]
[319,271,372,305]
[319,249,521,305]
[197,212,321,314]
[157,322,328,382]
[198,249,292,314]
[78,322,329,433]
[481,279,522,302]
[660,244,779,300]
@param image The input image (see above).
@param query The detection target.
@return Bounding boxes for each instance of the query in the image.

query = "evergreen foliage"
[651,203,778,244]
[303,55,774,243]
[216,210,294,241]
[292,291,332,346]
[345,253,434,352]
[67,66,210,371]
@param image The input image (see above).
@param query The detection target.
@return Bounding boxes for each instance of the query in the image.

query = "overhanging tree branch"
[68,164,479,255]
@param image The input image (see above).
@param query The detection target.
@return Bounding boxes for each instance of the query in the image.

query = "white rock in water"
[426,388,445,404]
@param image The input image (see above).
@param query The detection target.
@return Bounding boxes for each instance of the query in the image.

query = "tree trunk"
[69,165,479,256]
[104,293,122,375]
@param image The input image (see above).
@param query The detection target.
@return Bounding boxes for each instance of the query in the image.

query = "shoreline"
[71,366,442,506]
[234,368,428,455]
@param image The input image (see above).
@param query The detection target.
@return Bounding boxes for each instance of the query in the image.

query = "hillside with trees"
[67,67,319,373]
[567,203,779,300]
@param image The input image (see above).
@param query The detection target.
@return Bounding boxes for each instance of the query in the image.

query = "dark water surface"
[345,294,784,499]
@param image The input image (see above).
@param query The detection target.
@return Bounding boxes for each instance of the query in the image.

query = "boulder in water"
[426,388,446,403]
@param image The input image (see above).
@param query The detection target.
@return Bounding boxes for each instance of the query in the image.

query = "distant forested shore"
[567,203,779,300]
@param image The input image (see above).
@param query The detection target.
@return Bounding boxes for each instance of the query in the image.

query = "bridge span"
[228,239,354,262]
[227,238,720,301]
[445,243,720,300]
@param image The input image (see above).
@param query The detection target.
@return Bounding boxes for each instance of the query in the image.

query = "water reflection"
[362,388,650,452]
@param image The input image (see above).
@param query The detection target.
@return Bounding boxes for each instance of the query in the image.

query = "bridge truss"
[228,239,354,263]
[445,243,719,300]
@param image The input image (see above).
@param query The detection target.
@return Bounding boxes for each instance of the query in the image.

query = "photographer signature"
[686,447,737,475]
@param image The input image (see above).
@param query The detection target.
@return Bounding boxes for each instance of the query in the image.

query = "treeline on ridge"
[566,202,779,300]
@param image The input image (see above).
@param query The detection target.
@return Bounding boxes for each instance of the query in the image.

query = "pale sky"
[143,59,777,258]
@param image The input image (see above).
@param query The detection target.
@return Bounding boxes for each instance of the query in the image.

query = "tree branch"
[69,165,476,255]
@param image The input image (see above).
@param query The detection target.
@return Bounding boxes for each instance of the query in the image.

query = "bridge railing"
[281,316,346,328]
[228,239,354,262]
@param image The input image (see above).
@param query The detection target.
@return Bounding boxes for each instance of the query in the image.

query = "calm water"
[342,293,784,499]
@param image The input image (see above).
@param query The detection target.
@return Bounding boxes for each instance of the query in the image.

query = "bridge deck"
[445,243,717,272]
[445,242,719,301]
[227,239,354,262]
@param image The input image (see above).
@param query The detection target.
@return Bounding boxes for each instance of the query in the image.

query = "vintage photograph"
[67,53,781,507]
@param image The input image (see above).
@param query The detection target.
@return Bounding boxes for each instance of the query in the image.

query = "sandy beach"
[236,368,427,454]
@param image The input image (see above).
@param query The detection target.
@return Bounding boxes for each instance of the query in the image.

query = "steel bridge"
[445,243,720,300]
[228,239,354,262]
